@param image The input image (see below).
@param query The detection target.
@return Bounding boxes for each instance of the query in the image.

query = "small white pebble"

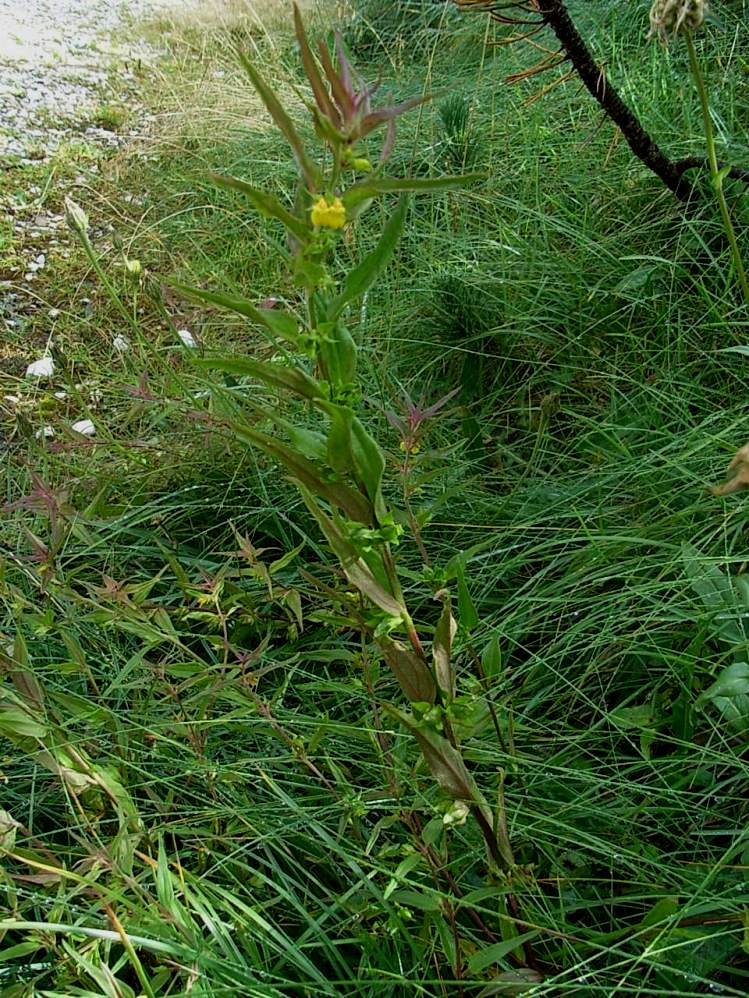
[48,308,61,318]
[177,328,196,348]
[3,395,20,405]
[26,357,55,378]
[71,418,96,436]
[35,425,55,440]
[113,334,130,352]
[53,391,67,400]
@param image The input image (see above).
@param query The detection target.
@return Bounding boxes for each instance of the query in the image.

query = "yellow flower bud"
[351,158,373,173]
[310,196,346,229]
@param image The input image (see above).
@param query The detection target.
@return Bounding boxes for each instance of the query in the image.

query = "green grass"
[1,0,749,995]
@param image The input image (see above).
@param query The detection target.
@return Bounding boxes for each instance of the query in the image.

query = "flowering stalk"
[65,197,143,337]
[647,0,749,304]
[176,8,530,952]
[684,30,749,306]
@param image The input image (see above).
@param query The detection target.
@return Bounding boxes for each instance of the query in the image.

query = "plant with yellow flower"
[174,8,534,963]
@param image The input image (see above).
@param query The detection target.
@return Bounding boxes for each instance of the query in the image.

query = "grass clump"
[1,1,749,996]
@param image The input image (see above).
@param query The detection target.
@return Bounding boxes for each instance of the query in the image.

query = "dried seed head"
[649,0,706,43]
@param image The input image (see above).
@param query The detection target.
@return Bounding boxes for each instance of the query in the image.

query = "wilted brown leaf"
[379,638,436,704]
[712,443,749,495]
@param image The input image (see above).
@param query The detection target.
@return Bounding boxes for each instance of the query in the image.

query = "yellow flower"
[310,196,346,229]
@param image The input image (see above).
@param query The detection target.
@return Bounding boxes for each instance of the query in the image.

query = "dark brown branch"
[462,1,747,199]
[531,0,694,200]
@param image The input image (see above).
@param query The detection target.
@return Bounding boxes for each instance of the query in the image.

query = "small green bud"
[64,196,89,234]
[442,800,470,827]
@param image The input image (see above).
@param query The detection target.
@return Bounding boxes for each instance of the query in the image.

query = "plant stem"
[686,31,749,307]
[78,231,143,337]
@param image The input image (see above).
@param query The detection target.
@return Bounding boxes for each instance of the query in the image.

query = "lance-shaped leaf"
[238,53,322,191]
[433,596,457,702]
[385,705,491,812]
[174,283,302,351]
[350,413,387,520]
[210,173,310,242]
[324,402,356,476]
[343,173,485,209]
[329,197,408,319]
[379,118,396,167]
[320,402,387,519]
[244,399,328,464]
[317,319,357,386]
[318,38,354,122]
[232,421,375,525]
[0,702,48,741]
[195,354,324,402]
[293,3,340,127]
[357,95,430,138]
[299,489,403,617]
[378,637,436,704]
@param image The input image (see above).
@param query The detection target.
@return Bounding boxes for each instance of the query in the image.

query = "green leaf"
[325,403,356,475]
[269,541,306,575]
[195,354,324,401]
[719,345,749,358]
[640,895,680,929]
[467,933,542,975]
[231,421,375,525]
[481,635,502,679]
[456,563,479,632]
[697,661,749,703]
[209,173,310,242]
[299,490,402,616]
[342,173,484,208]
[174,283,301,350]
[244,399,328,464]
[0,704,47,740]
[293,3,339,127]
[696,661,749,737]
[321,403,386,517]
[388,887,441,911]
[682,543,744,644]
[237,53,322,190]
[0,941,41,963]
[328,197,409,319]
[350,415,387,519]
[477,970,544,996]
[609,703,657,729]
[715,164,733,187]
[318,320,357,386]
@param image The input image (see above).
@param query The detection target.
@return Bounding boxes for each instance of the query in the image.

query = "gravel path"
[0,0,185,163]
[0,0,197,356]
